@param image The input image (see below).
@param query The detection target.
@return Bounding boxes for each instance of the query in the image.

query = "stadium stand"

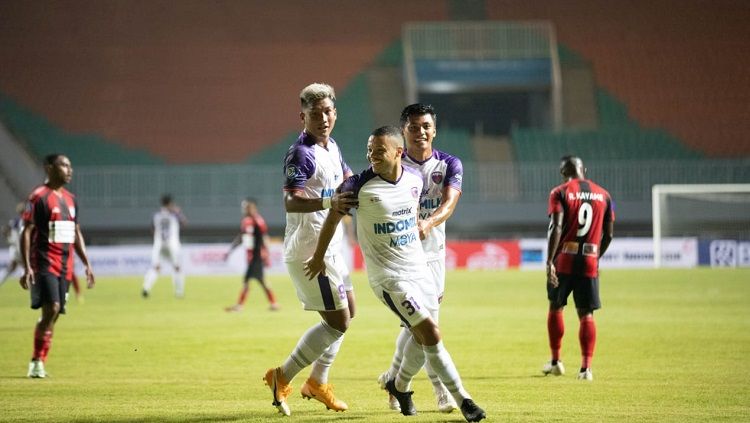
[0,94,162,166]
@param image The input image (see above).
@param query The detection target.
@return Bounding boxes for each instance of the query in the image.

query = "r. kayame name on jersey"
[568,191,605,202]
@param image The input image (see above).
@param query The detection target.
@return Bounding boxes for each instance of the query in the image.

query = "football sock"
[387,327,411,380]
[237,285,249,305]
[173,271,185,297]
[32,325,45,361]
[264,286,277,305]
[40,330,53,362]
[309,335,343,384]
[142,268,158,292]
[547,310,565,362]
[395,335,424,392]
[281,321,343,383]
[579,315,597,369]
[422,341,470,403]
[425,360,444,392]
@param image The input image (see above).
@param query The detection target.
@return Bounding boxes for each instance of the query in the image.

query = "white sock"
[387,327,411,379]
[395,335,425,392]
[281,321,343,382]
[172,270,185,297]
[142,268,158,291]
[309,335,344,384]
[425,360,446,393]
[423,341,470,403]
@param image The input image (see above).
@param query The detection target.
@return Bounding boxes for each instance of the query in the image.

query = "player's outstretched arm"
[303,210,345,280]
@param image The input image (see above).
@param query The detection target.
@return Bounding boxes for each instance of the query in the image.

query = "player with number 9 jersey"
[548,178,614,278]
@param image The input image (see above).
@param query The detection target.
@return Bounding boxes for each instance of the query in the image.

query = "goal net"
[652,184,750,267]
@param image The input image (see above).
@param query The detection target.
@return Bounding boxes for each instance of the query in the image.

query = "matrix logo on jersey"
[568,192,604,202]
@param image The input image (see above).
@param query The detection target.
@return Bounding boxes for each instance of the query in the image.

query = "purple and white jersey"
[402,149,463,261]
[283,132,351,262]
[340,166,426,287]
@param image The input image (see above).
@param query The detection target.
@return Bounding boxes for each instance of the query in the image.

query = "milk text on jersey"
[321,188,334,198]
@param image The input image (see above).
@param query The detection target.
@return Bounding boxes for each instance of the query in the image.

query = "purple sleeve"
[283,144,316,191]
[337,143,352,176]
[443,154,463,192]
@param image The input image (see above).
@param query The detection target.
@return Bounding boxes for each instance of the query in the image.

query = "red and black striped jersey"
[22,185,78,280]
[548,178,614,278]
[241,214,267,262]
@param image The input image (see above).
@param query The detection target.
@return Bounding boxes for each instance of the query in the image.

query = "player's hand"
[85,266,95,289]
[331,191,358,215]
[417,219,432,241]
[546,262,558,287]
[261,247,270,266]
[303,256,326,280]
[19,269,34,290]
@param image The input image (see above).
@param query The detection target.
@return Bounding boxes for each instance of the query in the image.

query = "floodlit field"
[1,268,749,422]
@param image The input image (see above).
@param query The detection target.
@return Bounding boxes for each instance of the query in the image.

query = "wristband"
[322,197,332,209]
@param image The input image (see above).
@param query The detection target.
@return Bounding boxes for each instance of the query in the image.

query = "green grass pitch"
[1,268,749,422]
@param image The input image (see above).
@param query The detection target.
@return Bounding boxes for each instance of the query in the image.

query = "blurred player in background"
[19,153,95,378]
[223,197,278,312]
[141,194,186,299]
[263,82,358,416]
[304,126,486,422]
[543,155,614,381]
[378,103,463,413]
[0,202,25,288]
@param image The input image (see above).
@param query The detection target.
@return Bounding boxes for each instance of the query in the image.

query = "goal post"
[652,184,750,268]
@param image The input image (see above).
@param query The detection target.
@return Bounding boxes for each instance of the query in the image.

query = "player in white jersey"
[142,194,186,298]
[379,103,464,413]
[263,83,358,416]
[0,202,25,287]
[304,126,486,422]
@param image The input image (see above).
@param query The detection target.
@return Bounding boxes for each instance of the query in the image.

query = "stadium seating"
[0,94,162,166]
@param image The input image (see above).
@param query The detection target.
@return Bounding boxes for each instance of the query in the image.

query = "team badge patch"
[431,171,444,184]
[286,165,299,179]
[411,187,419,199]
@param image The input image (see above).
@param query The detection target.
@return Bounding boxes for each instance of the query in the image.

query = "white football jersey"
[283,132,350,262]
[402,149,463,261]
[153,208,181,246]
[340,166,426,286]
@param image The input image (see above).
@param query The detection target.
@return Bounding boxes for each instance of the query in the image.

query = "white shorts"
[9,245,21,262]
[426,259,446,303]
[151,242,181,268]
[371,275,439,328]
[286,253,349,312]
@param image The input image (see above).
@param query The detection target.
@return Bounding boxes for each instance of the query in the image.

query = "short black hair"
[161,194,173,206]
[399,103,437,127]
[371,125,402,139]
[44,153,65,166]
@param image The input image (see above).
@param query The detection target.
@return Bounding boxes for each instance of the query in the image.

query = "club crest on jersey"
[431,171,444,184]
[411,187,419,199]
[286,165,299,179]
